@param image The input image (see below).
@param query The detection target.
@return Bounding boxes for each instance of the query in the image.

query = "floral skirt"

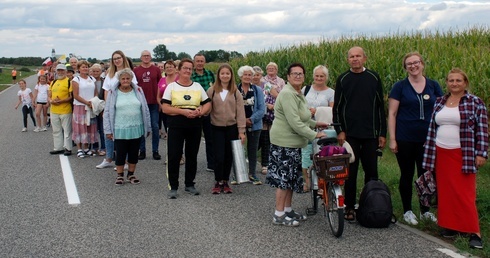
[72,105,98,144]
[265,144,303,193]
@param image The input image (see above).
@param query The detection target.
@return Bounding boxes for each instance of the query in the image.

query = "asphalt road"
[0,76,467,257]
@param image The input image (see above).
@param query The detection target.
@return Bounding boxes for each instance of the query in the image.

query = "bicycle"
[306,130,351,238]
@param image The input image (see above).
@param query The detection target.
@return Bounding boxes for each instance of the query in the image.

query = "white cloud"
[0,0,488,60]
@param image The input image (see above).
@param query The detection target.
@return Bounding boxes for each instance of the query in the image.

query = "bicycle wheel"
[325,183,344,238]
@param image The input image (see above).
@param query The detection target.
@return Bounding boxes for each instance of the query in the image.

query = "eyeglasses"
[113,56,123,61]
[405,60,421,67]
[181,67,193,71]
[290,72,304,78]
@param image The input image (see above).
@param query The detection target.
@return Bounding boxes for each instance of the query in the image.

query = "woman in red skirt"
[423,68,488,249]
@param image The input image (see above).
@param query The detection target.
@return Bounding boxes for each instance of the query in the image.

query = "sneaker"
[211,182,221,194]
[230,180,238,185]
[41,127,47,131]
[249,175,263,185]
[469,234,483,249]
[168,189,178,199]
[403,210,418,225]
[153,151,161,160]
[285,210,307,221]
[33,127,40,132]
[96,159,113,169]
[272,214,299,227]
[420,212,437,223]
[21,127,27,132]
[184,186,200,195]
[113,164,129,171]
[138,151,146,160]
[64,149,72,156]
[440,229,459,238]
[222,182,233,194]
[49,149,64,155]
[206,167,214,172]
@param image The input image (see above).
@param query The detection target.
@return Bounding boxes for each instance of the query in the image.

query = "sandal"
[344,208,356,221]
[115,176,125,185]
[98,150,106,156]
[77,150,85,158]
[127,175,140,185]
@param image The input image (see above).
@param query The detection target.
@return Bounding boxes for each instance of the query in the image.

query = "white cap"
[56,64,67,70]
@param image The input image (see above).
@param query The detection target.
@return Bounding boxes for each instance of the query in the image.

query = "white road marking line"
[59,155,81,206]
[436,248,467,258]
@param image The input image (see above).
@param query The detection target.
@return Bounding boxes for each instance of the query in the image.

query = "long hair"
[106,50,130,79]
[213,64,237,94]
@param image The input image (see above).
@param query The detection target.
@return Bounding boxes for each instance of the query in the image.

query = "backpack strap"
[304,85,311,96]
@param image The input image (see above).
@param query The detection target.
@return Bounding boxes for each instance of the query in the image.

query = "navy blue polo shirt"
[389,77,443,142]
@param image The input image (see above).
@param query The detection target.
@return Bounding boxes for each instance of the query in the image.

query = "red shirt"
[133,65,162,104]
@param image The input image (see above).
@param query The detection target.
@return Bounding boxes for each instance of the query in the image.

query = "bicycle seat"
[317,137,338,146]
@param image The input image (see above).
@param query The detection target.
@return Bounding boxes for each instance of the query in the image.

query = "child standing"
[33,75,50,132]
[14,79,36,132]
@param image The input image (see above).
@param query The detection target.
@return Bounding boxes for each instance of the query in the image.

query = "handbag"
[414,170,437,207]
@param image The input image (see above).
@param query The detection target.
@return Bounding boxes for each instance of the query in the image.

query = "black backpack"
[356,179,397,228]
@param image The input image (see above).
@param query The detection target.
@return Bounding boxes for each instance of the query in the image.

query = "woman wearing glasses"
[96,50,138,169]
[388,52,443,225]
[266,63,327,226]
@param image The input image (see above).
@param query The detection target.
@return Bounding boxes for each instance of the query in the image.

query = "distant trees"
[0,57,44,66]
[196,49,243,62]
[153,44,178,61]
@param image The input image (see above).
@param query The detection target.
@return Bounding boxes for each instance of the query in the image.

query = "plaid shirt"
[191,68,215,91]
[423,91,489,173]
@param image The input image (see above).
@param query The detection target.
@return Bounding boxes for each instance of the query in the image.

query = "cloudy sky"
[0,0,489,60]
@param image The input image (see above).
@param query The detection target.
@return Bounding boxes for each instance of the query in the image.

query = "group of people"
[15,46,487,249]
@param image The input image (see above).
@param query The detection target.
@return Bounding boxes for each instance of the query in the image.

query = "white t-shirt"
[435,106,461,149]
[34,83,49,103]
[302,87,335,108]
[102,72,138,91]
[72,76,96,106]
[17,88,33,107]
[162,81,208,109]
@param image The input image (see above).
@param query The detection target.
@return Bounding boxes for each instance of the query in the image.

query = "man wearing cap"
[133,50,162,160]
[48,64,73,156]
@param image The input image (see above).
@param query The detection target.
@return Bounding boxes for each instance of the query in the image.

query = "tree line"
[1,44,244,67]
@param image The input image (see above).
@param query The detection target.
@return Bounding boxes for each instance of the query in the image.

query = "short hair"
[402,52,425,70]
[313,65,329,79]
[193,53,205,60]
[252,66,263,75]
[446,68,469,86]
[178,58,193,70]
[90,63,102,71]
[77,60,90,69]
[164,60,176,69]
[237,65,255,77]
[116,68,134,81]
[266,62,278,70]
[287,62,305,75]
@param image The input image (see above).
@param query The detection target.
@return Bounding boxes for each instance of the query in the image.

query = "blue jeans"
[105,137,114,160]
[139,104,160,153]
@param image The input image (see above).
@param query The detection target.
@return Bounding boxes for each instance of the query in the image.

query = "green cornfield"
[227,26,490,105]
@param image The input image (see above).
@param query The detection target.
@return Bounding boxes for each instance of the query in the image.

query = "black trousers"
[114,137,140,166]
[212,124,238,182]
[167,126,202,190]
[396,141,429,213]
[22,105,36,127]
[344,137,378,209]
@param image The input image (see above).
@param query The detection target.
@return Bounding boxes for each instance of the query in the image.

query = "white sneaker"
[420,212,437,223]
[41,127,47,131]
[113,164,129,171]
[403,210,418,225]
[33,127,40,132]
[21,127,27,132]
[96,159,113,169]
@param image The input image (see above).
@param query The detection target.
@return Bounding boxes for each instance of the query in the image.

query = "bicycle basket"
[313,154,350,181]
